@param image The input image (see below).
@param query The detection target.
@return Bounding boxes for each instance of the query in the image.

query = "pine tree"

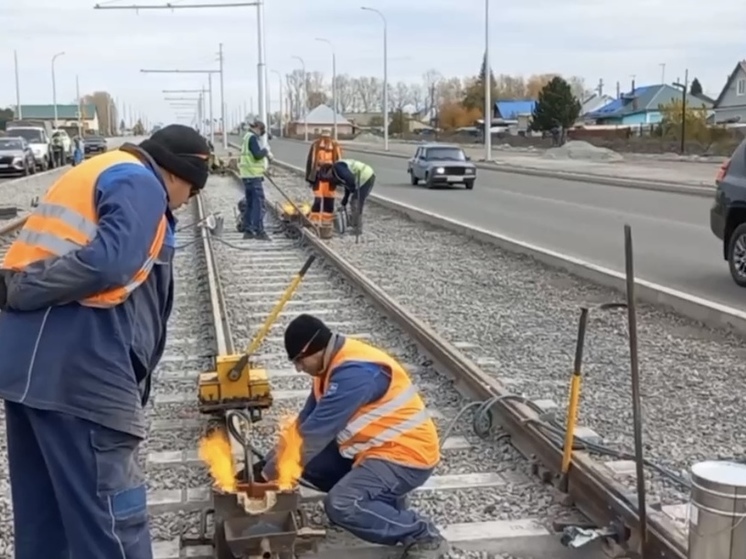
[690,78,703,97]
[530,77,581,131]
[462,52,497,113]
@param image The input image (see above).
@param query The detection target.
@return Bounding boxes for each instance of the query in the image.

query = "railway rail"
[0,159,708,559]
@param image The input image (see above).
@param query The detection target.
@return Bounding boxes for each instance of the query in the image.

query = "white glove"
[267,151,275,162]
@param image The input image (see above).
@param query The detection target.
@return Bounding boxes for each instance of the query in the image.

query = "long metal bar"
[624,224,648,558]
[94,2,258,8]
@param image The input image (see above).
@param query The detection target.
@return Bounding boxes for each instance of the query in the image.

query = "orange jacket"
[3,150,168,308]
[313,338,440,469]
[305,137,342,184]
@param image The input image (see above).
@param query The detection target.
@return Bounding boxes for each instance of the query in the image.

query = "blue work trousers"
[4,401,152,559]
[242,177,266,235]
[300,442,440,546]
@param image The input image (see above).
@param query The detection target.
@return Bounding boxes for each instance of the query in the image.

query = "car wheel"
[409,170,419,186]
[464,180,475,190]
[728,223,746,287]
[40,158,48,172]
[425,173,434,189]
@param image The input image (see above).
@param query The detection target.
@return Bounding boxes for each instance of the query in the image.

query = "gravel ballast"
[257,168,746,505]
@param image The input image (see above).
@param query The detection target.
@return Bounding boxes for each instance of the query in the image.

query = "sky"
[1,0,745,125]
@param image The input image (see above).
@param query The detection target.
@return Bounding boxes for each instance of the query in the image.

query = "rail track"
[0,162,698,558]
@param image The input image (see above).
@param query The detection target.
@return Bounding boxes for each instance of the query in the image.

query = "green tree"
[530,76,581,131]
[690,78,703,96]
[132,119,145,135]
[387,110,408,134]
[0,107,14,131]
[462,52,497,113]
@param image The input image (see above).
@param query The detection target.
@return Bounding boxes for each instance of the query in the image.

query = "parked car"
[84,135,108,157]
[407,143,477,189]
[710,139,746,286]
[5,126,54,171]
[0,137,36,176]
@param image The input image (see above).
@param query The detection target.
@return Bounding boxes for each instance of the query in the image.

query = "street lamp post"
[292,55,308,141]
[361,7,387,151]
[672,69,689,155]
[271,69,284,138]
[315,38,337,141]
[14,50,22,119]
[52,52,65,129]
[483,0,491,162]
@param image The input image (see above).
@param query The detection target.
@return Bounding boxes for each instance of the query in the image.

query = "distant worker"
[0,124,210,559]
[305,129,342,226]
[239,120,273,240]
[72,136,84,166]
[320,159,375,233]
[258,314,448,559]
[51,131,65,167]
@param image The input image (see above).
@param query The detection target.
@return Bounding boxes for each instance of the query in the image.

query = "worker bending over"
[240,120,273,240]
[305,129,342,226]
[260,314,448,559]
[320,159,375,232]
[0,125,210,559]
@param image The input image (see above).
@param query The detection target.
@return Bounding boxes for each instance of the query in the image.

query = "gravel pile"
[261,168,746,506]
[542,140,624,162]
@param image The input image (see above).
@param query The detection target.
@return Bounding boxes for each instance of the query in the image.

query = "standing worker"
[51,131,65,167]
[0,124,210,559]
[320,159,375,234]
[240,120,273,241]
[258,314,448,559]
[305,129,342,229]
[72,135,84,166]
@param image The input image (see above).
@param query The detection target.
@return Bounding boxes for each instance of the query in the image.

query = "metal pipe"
[484,0,491,162]
[208,73,215,145]
[361,7,387,151]
[51,52,65,129]
[219,43,227,149]
[256,0,268,129]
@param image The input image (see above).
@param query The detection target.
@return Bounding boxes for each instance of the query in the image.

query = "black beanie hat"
[285,314,332,361]
[138,124,210,191]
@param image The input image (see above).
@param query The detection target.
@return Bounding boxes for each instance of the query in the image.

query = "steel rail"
[226,168,687,559]
[0,215,29,236]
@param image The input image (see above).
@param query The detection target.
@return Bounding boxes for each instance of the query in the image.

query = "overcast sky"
[1,0,744,125]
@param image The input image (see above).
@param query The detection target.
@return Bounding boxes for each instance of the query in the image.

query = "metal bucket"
[689,460,746,559]
[334,209,347,234]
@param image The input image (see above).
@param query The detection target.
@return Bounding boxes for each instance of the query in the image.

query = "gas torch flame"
[276,415,303,491]
[198,427,237,493]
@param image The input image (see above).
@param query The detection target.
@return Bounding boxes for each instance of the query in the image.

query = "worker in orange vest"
[0,125,210,559]
[304,129,342,226]
[258,314,449,559]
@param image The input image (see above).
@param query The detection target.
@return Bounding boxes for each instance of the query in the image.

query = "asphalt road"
[232,136,742,311]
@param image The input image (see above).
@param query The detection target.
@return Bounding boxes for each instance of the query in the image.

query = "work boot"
[255,232,271,241]
[243,231,255,239]
[399,536,449,559]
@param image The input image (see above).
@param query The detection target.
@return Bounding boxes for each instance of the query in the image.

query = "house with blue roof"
[588,84,712,125]
[494,100,536,120]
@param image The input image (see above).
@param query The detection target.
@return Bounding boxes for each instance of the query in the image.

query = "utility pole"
[75,75,82,137]
[218,43,227,149]
[361,7,388,151]
[164,91,206,134]
[673,69,689,155]
[93,2,265,130]
[271,69,283,137]
[14,50,22,119]
[51,52,65,128]
[483,0,491,162]
[659,63,666,85]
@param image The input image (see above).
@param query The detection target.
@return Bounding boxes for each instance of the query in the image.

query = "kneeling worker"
[321,159,375,232]
[260,314,448,559]
[0,125,210,559]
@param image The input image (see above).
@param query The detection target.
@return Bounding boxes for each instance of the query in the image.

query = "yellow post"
[560,307,589,493]
[227,254,316,381]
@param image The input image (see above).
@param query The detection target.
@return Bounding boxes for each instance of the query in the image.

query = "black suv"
[711,139,746,286]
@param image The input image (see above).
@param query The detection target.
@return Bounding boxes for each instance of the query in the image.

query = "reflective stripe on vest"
[239,132,266,178]
[2,149,168,308]
[313,338,440,468]
[339,159,374,186]
[314,139,341,166]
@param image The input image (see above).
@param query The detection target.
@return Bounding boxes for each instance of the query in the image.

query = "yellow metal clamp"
[227,254,317,381]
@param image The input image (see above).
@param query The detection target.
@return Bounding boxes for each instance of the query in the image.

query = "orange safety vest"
[312,137,342,168]
[2,150,168,308]
[313,338,441,469]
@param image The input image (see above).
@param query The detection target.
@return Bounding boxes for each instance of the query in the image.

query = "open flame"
[276,414,303,491]
[198,427,237,493]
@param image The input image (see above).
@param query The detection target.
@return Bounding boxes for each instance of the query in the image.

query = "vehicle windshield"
[10,129,43,144]
[424,147,466,161]
[0,139,23,150]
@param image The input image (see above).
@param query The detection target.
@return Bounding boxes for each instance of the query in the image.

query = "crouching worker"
[320,159,375,233]
[258,314,448,559]
[0,124,210,559]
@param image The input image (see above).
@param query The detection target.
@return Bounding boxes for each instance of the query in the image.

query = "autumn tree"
[531,76,581,131]
[333,74,355,113]
[462,52,498,113]
[658,99,709,141]
[690,78,703,97]
[388,110,408,134]
[526,74,559,99]
[437,102,481,130]
[285,70,307,118]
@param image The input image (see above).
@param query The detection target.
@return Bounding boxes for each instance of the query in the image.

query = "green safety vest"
[340,159,374,187]
[239,132,265,178]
